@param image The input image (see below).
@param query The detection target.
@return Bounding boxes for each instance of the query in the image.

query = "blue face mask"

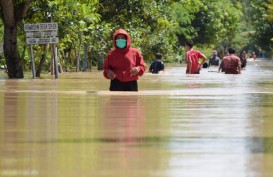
[116,39,127,49]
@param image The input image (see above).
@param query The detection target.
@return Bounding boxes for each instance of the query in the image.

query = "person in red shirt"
[218,48,241,74]
[103,29,146,91]
[184,41,207,74]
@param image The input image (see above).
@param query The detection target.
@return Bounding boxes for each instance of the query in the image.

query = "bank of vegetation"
[0,0,272,78]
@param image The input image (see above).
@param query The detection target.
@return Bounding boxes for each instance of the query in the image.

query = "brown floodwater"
[0,59,273,177]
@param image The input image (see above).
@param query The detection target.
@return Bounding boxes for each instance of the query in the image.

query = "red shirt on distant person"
[219,48,241,74]
[184,41,207,74]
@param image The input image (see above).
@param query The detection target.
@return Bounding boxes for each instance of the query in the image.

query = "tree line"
[0,0,272,78]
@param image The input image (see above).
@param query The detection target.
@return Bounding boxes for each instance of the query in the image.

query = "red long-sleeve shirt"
[103,29,146,82]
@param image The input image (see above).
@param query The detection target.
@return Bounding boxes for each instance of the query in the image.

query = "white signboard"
[25,23,60,79]
[26,37,59,44]
[26,31,58,37]
[24,23,58,31]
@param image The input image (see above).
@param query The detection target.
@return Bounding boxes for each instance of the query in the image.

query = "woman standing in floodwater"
[103,29,146,91]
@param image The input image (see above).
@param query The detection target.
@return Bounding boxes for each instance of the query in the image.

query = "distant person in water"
[209,51,221,67]
[251,52,257,60]
[184,41,207,74]
[202,62,208,68]
[149,53,165,74]
[240,51,248,69]
[219,47,241,74]
[103,29,146,91]
[218,51,228,72]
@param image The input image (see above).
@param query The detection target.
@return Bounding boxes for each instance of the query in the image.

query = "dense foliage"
[248,0,273,53]
[0,0,272,76]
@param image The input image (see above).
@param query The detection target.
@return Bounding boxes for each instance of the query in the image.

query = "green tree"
[173,0,203,43]
[24,0,100,72]
[0,0,32,78]
[2,0,272,75]
[265,0,273,45]
[248,0,273,53]
[265,0,273,21]
[98,0,178,62]
[174,0,242,50]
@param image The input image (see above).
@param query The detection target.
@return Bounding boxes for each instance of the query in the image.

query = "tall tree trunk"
[0,0,32,78]
[3,26,24,78]
[36,54,46,77]
[97,53,104,70]
[36,45,48,77]
[50,45,54,75]
[76,33,82,72]
[82,43,88,72]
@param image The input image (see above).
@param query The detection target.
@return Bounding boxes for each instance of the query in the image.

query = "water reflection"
[100,95,145,143]
[0,59,273,177]
[2,81,20,172]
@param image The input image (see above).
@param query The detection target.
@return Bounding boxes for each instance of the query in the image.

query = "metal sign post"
[24,22,59,79]
[30,45,36,78]
[53,44,58,79]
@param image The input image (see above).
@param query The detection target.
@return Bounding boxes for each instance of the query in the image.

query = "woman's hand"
[130,67,139,75]
[107,69,117,80]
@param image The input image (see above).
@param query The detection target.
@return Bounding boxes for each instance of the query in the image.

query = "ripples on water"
[0,59,273,177]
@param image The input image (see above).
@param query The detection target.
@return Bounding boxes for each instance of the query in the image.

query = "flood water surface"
[1,59,273,177]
